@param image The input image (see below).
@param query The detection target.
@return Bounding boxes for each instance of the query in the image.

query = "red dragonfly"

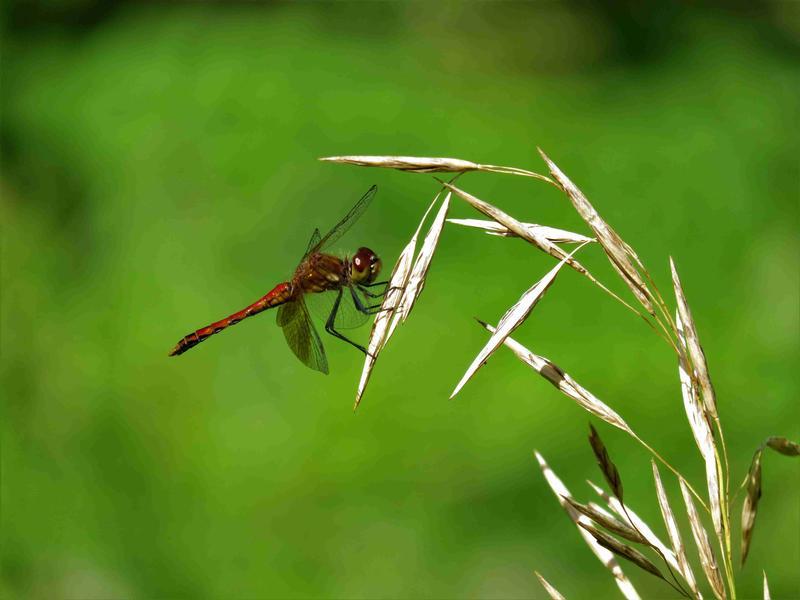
[169,185,386,374]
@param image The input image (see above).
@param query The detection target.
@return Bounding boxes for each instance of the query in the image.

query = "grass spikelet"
[450,242,588,399]
[589,425,625,502]
[651,461,699,597]
[679,478,726,599]
[588,481,682,575]
[577,520,666,582]
[478,322,636,436]
[562,496,645,544]
[446,217,595,244]
[535,452,641,600]
[765,436,800,456]
[534,571,566,600]
[740,447,763,567]
[538,149,655,316]
[319,154,556,184]
[676,308,727,573]
[319,155,482,173]
[676,311,717,467]
[354,194,439,410]
[396,192,451,323]
[735,435,799,566]
[670,258,718,422]
[440,181,581,264]
[441,180,642,317]
[763,571,771,600]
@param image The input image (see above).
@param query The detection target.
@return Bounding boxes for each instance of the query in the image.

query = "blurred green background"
[2,2,798,598]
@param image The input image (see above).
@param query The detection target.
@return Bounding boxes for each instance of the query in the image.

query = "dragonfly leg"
[350,287,385,314]
[361,280,389,288]
[326,288,369,355]
[358,281,389,298]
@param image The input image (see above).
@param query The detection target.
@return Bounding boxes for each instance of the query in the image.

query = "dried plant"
[535,571,566,600]
[320,152,798,598]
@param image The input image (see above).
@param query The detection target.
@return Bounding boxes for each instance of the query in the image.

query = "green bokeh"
[2,3,798,598]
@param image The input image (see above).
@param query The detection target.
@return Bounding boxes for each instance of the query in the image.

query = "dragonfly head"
[351,247,382,285]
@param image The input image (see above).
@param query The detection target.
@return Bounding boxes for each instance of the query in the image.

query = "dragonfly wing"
[276,299,329,374]
[305,288,370,330]
[314,185,377,253]
[303,228,322,259]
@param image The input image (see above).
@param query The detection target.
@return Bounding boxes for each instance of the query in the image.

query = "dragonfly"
[169,185,387,374]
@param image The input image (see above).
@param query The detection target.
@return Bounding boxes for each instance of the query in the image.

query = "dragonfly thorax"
[350,247,382,285]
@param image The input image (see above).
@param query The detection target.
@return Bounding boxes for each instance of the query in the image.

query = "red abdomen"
[169,282,293,356]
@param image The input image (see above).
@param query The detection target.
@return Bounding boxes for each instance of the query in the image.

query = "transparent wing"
[304,288,372,331]
[313,185,377,253]
[276,298,329,374]
[303,228,322,259]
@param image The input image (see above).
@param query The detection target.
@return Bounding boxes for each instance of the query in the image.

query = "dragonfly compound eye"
[352,247,380,283]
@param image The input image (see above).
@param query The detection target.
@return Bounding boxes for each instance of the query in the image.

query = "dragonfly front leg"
[359,280,389,298]
[350,287,385,315]
[325,288,369,355]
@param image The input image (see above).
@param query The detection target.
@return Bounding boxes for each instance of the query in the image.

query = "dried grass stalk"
[562,496,645,544]
[450,242,587,399]
[536,452,641,600]
[677,311,717,462]
[765,436,800,456]
[763,571,771,600]
[534,571,566,600]
[319,155,481,173]
[740,448,763,567]
[578,520,666,582]
[738,435,799,564]
[442,180,642,317]
[651,461,700,597]
[538,149,655,316]
[588,481,681,575]
[588,425,625,502]
[319,154,555,184]
[479,322,636,436]
[679,478,726,600]
[446,217,594,244]
[676,310,725,548]
[354,194,439,409]
[396,192,451,323]
[670,258,718,422]
[441,182,583,265]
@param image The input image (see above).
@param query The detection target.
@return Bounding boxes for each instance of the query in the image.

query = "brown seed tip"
[589,424,624,502]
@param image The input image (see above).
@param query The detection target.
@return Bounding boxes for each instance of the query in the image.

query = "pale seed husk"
[562,496,645,544]
[587,480,681,576]
[670,258,718,422]
[536,452,641,600]
[441,181,593,277]
[396,192,451,323]
[446,217,595,244]
[539,149,655,316]
[676,309,724,546]
[354,194,440,410]
[679,478,726,600]
[450,243,587,399]
[534,571,566,600]
[479,322,636,436]
[651,461,699,597]
[319,155,481,173]
[577,521,665,582]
